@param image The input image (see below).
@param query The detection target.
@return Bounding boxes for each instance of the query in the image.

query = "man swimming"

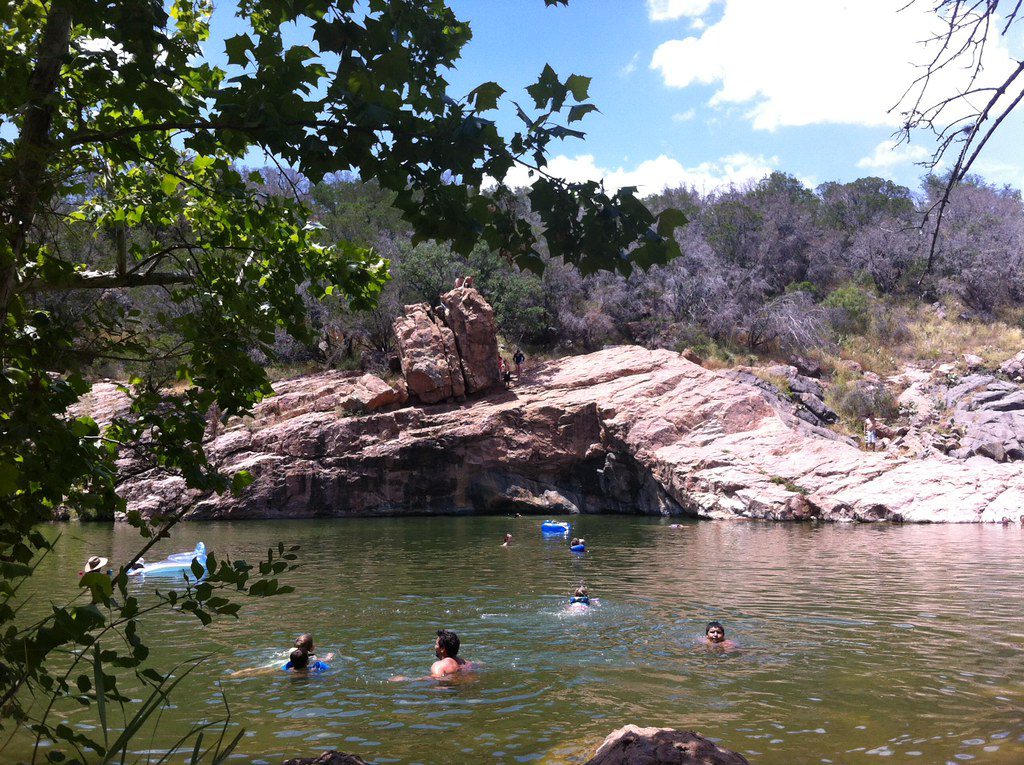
[502,533,513,547]
[431,629,471,678]
[704,621,737,650]
[283,647,330,673]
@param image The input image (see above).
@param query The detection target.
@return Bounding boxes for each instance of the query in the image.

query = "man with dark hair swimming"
[704,621,737,650]
[431,629,471,678]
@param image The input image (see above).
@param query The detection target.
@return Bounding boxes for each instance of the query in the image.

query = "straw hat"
[83,556,108,573]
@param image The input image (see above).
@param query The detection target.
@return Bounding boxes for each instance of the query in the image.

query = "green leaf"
[656,207,689,238]
[224,34,253,67]
[160,175,182,195]
[79,572,112,602]
[565,74,591,101]
[231,469,254,496]
[567,103,598,123]
[469,81,505,111]
[0,461,19,495]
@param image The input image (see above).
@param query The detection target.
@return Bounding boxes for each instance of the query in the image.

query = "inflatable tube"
[569,544,586,553]
[541,520,570,534]
[282,660,330,672]
[127,543,208,578]
[164,542,206,563]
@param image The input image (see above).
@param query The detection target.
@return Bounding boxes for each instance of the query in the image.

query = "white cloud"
[672,108,697,122]
[857,140,931,170]
[499,152,777,195]
[647,0,718,22]
[620,52,641,77]
[972,159,1024,189]
[649,0,1021,131]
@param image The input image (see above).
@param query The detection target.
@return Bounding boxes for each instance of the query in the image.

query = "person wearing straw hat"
[79,556,110,577]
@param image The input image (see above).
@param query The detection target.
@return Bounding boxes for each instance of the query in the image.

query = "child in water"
[703,621,738,650]
[568,585,590,606]
[283,647,330,673]
[230,633,334,677]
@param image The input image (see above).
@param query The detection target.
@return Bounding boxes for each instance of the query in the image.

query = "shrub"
[824,283,873,335]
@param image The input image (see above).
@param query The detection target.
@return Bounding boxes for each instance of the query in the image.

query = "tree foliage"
[0,1,686,759]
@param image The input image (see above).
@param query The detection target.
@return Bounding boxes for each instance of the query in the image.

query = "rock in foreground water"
[282,753,369,765]
[584,725,750,765]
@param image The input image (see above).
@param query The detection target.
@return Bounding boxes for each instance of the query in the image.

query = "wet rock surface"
[584,725,751,765]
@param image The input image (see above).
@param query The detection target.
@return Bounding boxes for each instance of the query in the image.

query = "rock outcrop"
[440,285,500,393]
[584,725,750,765]
[100,345,1024,524]
[392,302,465,403]
[393,285,499,404]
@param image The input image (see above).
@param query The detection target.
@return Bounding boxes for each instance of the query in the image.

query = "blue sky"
[202,0,1024,197]
[434,0,1024,196]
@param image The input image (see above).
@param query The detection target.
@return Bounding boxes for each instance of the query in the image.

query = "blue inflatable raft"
[541,520,570,535]
[127,542,208,578]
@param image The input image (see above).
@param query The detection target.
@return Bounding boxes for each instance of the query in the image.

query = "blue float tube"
[541,520,570,534]
[570,544,586,553]
[127,542,208,578]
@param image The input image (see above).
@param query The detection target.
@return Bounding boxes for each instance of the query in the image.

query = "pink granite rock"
[440,285,500,393]
[393,302,465,403]
[98,346,1024,524]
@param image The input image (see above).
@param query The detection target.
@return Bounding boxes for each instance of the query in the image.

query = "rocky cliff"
[98,344,1024,524]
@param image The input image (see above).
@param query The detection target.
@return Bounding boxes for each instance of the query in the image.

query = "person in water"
[502,533,513,547]
[229,634,333,677]
[568,585,590,605]
[283,647,330,673]
[704,621,737,650]
[431,629,471,678]
[293,633,334,661]
[79,555,111,577]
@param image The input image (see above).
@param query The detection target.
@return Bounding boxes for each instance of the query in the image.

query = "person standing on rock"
[513,348,525,378]
[864,416,878,451]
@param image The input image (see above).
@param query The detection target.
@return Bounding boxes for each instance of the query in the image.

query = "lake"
[9,516,1024,764]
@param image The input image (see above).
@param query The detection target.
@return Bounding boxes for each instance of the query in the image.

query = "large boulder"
[282,753,370,765]
[393,302,466,404]
[584,725,750,765]
[440,285,500,394]
[999,349,1024,381]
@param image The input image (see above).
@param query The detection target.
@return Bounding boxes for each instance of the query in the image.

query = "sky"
[428,0,1024,197]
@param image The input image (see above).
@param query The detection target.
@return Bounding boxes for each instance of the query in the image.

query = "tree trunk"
[0,1,73,319]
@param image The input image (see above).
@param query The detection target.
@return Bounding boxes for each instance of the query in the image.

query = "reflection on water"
[10,517,1024,764]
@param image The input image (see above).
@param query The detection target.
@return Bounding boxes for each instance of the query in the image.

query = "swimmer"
[703,621,737,650]
[431,629,471,678]
[502,533,513,547]
[568,585,590,606]
[229,634,334,677]
[294,633,335,661]
[79,555,110,577]
[283,647,330,673]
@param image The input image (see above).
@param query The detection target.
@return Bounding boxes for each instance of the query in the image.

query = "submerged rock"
[282,753,369,765]
[584,725,750,765]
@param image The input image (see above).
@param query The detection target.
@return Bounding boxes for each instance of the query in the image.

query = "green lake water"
[8,516,1024,764]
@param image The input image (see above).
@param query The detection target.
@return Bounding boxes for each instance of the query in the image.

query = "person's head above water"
[574,584,589,598]
[503,533,512,543]
[705,621,725,643]
[435,629,460,659]
[294,634,315,653]
[288,648,310,669]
